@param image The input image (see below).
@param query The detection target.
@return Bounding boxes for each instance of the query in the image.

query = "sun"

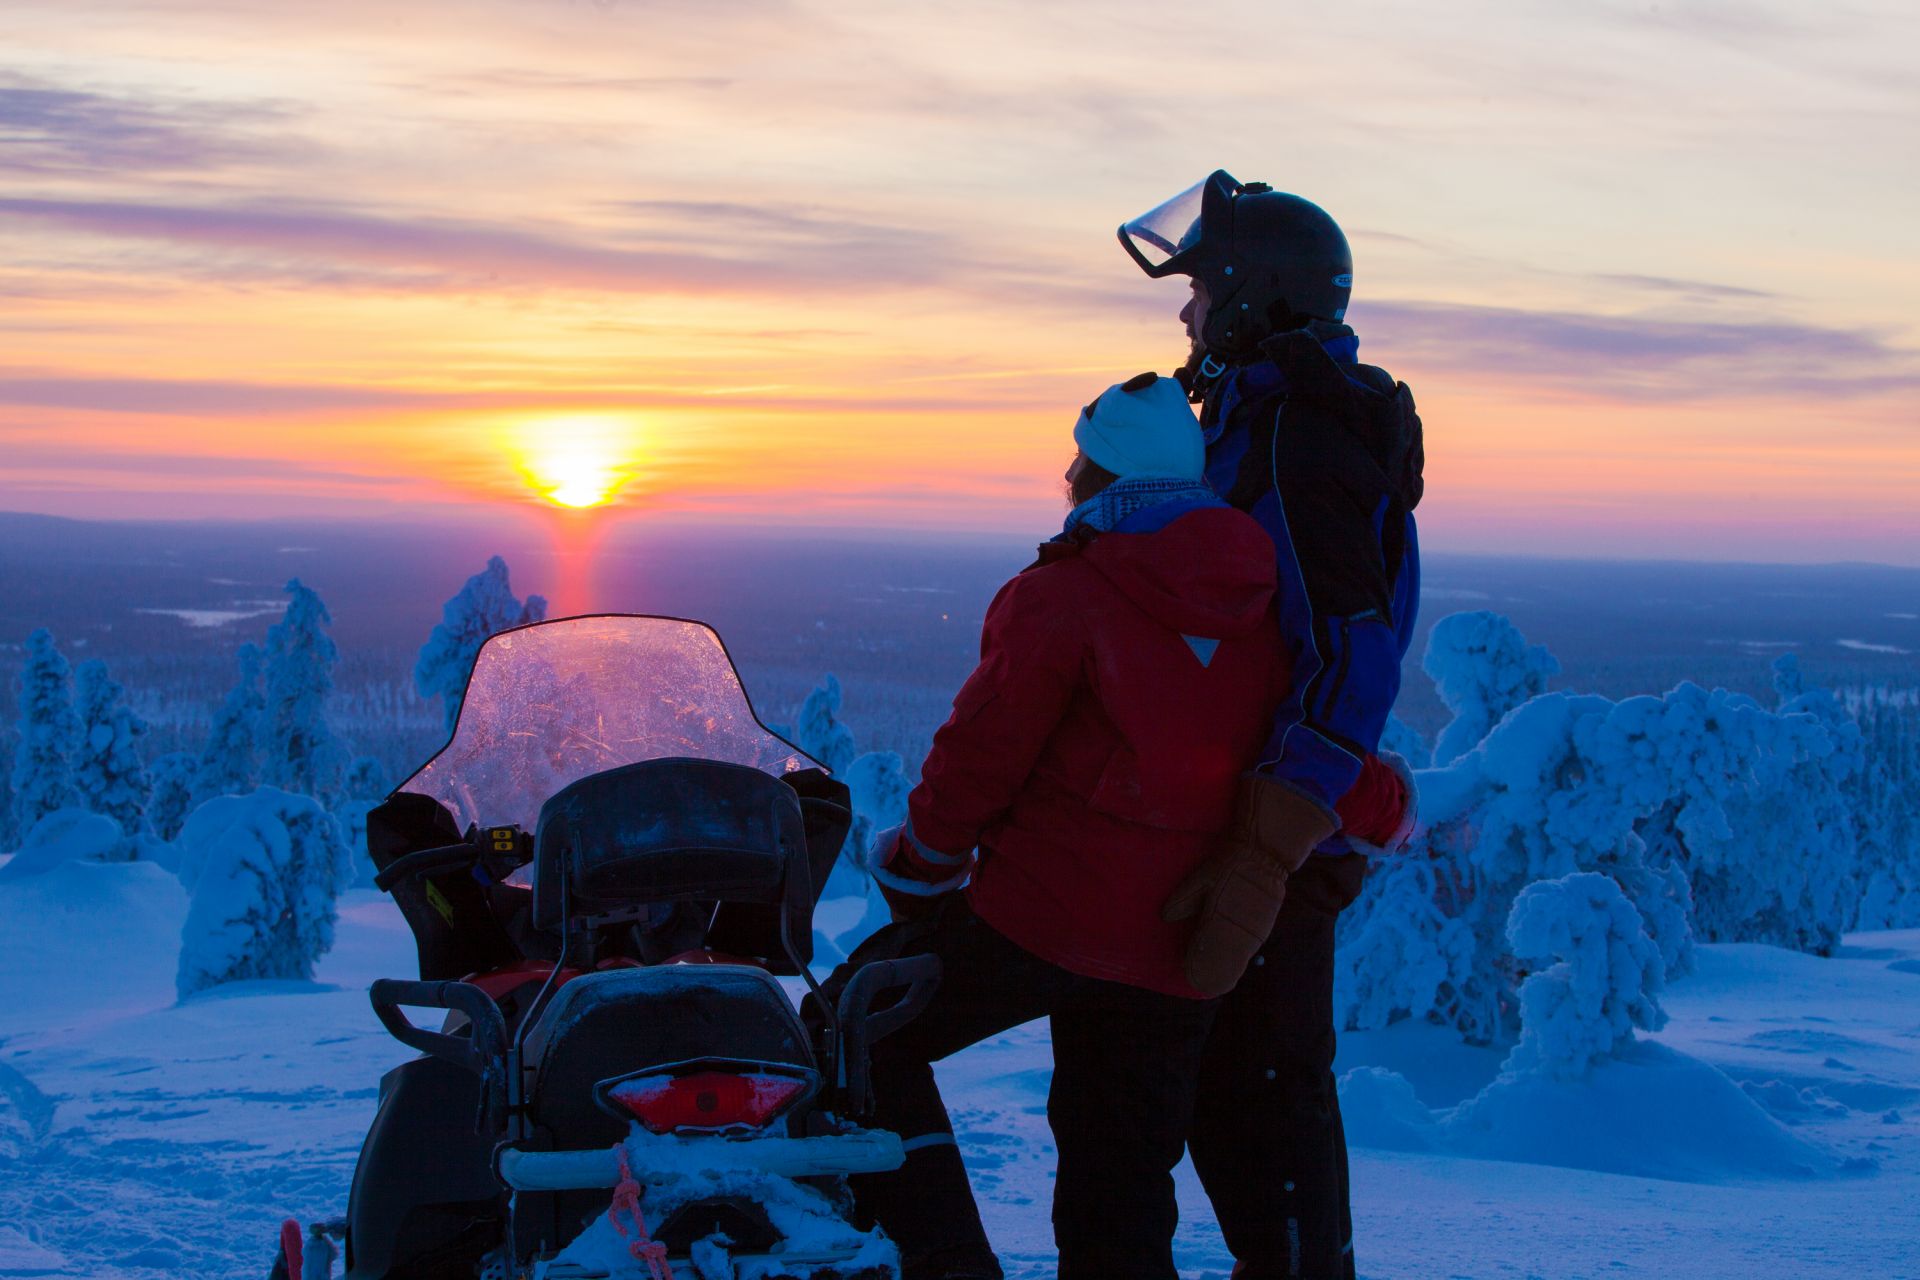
[542,447,621,509]
[513,414,645,510]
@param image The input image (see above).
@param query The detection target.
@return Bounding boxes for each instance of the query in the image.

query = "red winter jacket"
[890,505,1407,1000]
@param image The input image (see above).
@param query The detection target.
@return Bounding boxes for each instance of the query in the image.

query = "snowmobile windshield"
[397,615,814,831]
[1118,177,1210,276]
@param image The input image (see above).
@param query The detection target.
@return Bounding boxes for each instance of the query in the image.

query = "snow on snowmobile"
[272,615,939,1280]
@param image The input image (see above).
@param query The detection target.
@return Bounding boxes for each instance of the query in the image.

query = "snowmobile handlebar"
[832,953,943,1118]
[371,840,481,893]
[372,826,531,895]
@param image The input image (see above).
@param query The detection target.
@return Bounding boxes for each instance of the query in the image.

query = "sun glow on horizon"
[512,414,647,510]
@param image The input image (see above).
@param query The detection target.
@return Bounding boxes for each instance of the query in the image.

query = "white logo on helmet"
[1333,274,1353,288]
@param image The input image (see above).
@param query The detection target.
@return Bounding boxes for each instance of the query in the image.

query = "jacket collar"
[1061,476,1224,538]
[1203,322,1359,442]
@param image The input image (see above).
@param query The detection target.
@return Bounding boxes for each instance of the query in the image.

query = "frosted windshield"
[398,615,813,831]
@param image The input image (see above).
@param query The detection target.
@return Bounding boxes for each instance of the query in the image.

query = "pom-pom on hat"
[1072,372,1205,481]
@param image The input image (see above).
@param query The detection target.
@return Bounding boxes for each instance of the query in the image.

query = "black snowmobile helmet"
[1119,170,1352,361]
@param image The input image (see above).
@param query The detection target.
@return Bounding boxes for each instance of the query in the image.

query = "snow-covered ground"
[2,869,1917,1280]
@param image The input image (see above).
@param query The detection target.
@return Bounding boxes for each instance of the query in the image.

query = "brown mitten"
[1162,774,1336,996]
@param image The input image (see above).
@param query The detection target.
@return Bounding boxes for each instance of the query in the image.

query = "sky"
[2,0,1916,563]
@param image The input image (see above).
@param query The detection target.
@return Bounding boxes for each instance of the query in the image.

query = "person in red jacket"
[840,373,1408,1280]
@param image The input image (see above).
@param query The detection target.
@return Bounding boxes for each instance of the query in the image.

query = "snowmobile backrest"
[531,758,812,964]
[706,766,850,976]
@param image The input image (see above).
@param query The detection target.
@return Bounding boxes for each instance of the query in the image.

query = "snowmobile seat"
[520,965,814,1150]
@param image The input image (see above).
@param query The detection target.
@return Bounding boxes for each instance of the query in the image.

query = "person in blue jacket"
[1120,171,1426,1280]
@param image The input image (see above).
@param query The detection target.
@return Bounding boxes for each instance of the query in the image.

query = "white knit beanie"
[1072,372,1204,481]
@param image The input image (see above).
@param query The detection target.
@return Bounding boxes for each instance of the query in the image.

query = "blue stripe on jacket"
[1202,331,1422,826]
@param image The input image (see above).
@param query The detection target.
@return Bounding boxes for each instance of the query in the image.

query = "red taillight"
[606,1071,809,1135]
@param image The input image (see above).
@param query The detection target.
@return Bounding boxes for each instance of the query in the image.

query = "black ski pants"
[1187,852,1368,1280]
[840,897,1218,1280]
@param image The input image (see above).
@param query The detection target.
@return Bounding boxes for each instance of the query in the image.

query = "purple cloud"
[0,194,965,295]
[1589,273,1778,302]
[0,73,298,175]
[0,439,408,487]
[0,373,1060,417]
[1348,299,1920,400]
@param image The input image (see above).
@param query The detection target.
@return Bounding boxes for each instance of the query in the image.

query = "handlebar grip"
[371,841,480,893]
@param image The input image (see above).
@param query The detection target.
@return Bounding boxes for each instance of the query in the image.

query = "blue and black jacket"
[1199,321,1425,836]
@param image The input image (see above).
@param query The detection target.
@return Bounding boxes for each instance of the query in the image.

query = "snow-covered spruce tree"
[175,787,352,998]
[1332,851,1477,1032]
[835,750,911,895]
[1500,872,1667,1080]
[9,628,80,840]
[0,808,124,882]
[1379,714,1432,770]
[1338,643,1859,1045]
[146,751,197,842]
[1824,672,1920,931]
[262,579,343,802]
[334,754,391,886]
[1605,679,1858,955]
[1770,652,1805,703]
[0,734,14,839]
[1423,610,1561,767]
[71,659,151,836]
[780,676,912,921]
[788,675,858,774]
[191,643,264,808]
[413,555,548,736]
[1854,687,1920,929]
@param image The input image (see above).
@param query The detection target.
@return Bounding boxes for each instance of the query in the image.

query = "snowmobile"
[272,615,939,1280]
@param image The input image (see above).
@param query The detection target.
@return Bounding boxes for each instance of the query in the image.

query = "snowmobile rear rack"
[832,954,942,1118]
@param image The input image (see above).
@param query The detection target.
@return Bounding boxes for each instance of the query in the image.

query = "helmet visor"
[1118,179,1208,277]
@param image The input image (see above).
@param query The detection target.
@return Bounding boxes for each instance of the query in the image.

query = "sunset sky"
[3,0,1916,562]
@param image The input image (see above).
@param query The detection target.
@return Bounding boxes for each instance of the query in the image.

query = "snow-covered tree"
[831,749,911,900]
[1338,621,1860,1047]
[261,580,343,802]
[1770,653,1805,703]
[191,643,264,808]
[1379,714,1432,770]
[788,675,858,774]
[844,750,910,844]
[1423,611,1561,766]
[413,555,548,735]
[0,807,123,882]
[0,734,15,840]
[147,751,197,842]
[175,787,352,998]
[1831,678,1919,931]
[71,660,150,836]
[10,628,79,839]
[334,754,391,886]
[1333,852,1476,1032]
[1853,689,1920,929]
[1501,873,1667,1080]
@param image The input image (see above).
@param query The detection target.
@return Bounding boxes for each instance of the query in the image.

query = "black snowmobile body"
[278,616,937,1280]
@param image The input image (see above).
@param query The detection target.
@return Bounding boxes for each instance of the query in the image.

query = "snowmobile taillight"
[597,1060,816,1135]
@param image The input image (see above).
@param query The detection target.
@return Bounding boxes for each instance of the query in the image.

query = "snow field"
[2,869,1917,1279]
